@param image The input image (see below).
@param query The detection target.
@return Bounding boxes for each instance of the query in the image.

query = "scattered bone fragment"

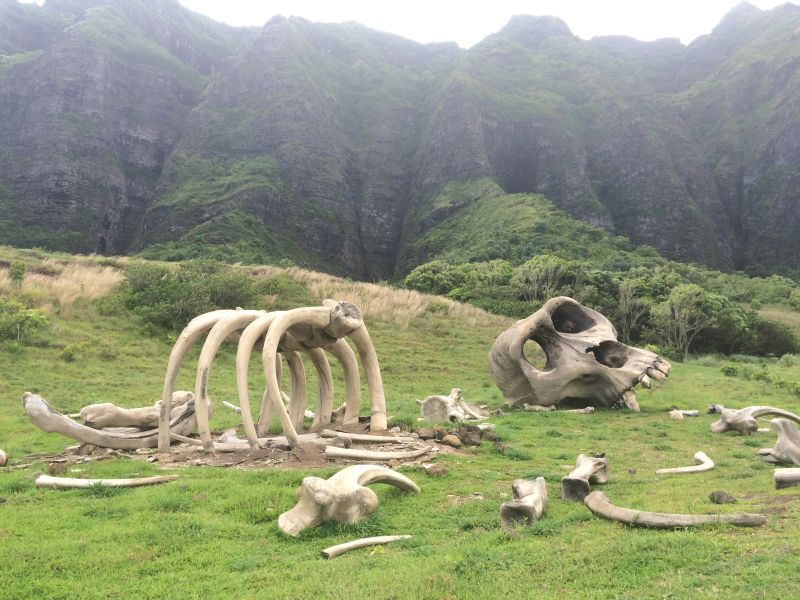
[656,451,715,475]
[319,429,416,443]
[488,296,669,411]
[561,454,609,501]
[421,463,448,476]
[676,410,699,417]
[708,404,800,435]
[757,419,800,466]
[324,446,435,461]
[222,401,242,413]
[35,474,177,489]
[278,464,419,536]
[584,491,767,528]
[321,535,412,559]
[562,406,594,414]
[417,388,489,423]
[523,404,555,412]
[78,392,194,429]
[669,410,684,421]
[774,468,800,489]
[500,477,548,529]
[0,448,6,467]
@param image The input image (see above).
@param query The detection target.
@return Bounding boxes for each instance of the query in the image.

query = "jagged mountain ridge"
[1,0,799,278]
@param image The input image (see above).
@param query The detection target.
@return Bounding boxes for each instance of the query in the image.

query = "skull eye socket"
[586,340,630,368]
[551,304,596,333]
[523,339,548,370]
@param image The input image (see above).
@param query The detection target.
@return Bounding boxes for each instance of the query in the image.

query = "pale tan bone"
[418,388,484,422]
[306,347,333,429]
[0,449,6,467]
[278,464,420,536]
[170,432,350,451]
[35,474,177,489]
[758,419,800,466]
[326,339,361,426]
[500,477,548,529]
[222,401,242,413]
[24,392,201,450]
[349,323,388,431]
[324,446,435,461]
[489,297,668,410]
[774,468,800,489]
[320,429,416,443]
[79,391,194,430]
[584,491,767,528]
[562,406,594,414]
[561,454,609,501]
[523,403,555,412]
[709,404,800,435]
[322,535,412,559]
[656,451,715,474]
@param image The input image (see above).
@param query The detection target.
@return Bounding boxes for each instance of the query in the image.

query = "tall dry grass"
[276,267,506,328]
[0,263,122,316]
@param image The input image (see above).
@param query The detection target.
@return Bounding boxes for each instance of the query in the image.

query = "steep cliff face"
[1,1,800,278]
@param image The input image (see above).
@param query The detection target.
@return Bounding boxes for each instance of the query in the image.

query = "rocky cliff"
[1,0,799,278]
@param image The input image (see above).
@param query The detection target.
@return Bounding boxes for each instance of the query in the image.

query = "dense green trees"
[405,255,798,358]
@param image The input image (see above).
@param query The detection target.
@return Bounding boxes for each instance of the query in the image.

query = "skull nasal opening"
[586,340,630,368]
[551,304,597,333]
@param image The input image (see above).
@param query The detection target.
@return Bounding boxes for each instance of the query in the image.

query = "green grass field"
[0,251,798,599]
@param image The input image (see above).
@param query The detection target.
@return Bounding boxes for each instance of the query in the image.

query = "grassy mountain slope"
[0,248,798,599]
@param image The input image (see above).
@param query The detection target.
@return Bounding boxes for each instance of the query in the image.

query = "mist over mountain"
[1,0,799,279]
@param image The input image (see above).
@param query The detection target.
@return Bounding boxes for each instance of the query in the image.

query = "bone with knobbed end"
[158,309,246,452]
[35,474,178,489]
[278,464,420,536]
[488,296,668,411]
[709,405,800,435]
[324,446,435,461]
[757,419,800,466]
[0,448,6,467]
[78,392,194,429]
[562,454,609,501]
[222,401,242,413]
[192,310,268,451]
[25,392,202,450]
[584,491,767,528]
[774,468,800,489]
[500,477,548,529]
[656,451,715,474]
[320,429,416,443]
[669,410,684,421]
[523,403,555,412]
[622,389,639,412]
[322,535,412,559]
[326,338,361,426]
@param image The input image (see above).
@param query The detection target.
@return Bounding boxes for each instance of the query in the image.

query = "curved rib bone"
[320,429,416,443]
[584,491,767,528]
[25,392,201,450]
[774,468,800,489]
[656,451,715,474]
[758,419,800,466]
[324,446,435,461]
[322,535,412,559]
[35,474,177,489]
[348,323,388,431]
[158,310,242,452]
[500,477,548,529]
[562,454,609,501]
[709,404,800,435]
[278,464,420,536]
[327,339,361,427]
[193,310,267,451]
[307,347,333,429]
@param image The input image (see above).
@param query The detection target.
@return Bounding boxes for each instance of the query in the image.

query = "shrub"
[0,298,48,343]
[119,260,267,332]
[8,262,25,285]
[59,343,82,363]
[720,364,738,377]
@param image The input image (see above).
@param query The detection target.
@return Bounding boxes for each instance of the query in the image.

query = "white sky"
[174,0,791,47]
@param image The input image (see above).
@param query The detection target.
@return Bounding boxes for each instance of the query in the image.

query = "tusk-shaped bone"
[656,451,715,474]
[584,491,767,528]
[622,389,639,412]
[774,468,800,489]
[322,535,412,559]
[324,446,435,461]
[35,474,177,489]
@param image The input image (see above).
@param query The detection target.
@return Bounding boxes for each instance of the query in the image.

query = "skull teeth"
[647,367,666,382]
[639,374,652,389]
[654,361,671,375]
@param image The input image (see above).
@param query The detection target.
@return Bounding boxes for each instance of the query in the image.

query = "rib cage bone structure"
[157,300,387,453]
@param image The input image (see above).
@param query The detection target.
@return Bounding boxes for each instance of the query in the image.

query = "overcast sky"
[174,0,790,47]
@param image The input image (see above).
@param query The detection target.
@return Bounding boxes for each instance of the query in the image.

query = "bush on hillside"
[0,298,48,343]
[119,260,266,332]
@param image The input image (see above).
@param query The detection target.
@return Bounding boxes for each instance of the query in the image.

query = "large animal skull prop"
[488,297,670,411]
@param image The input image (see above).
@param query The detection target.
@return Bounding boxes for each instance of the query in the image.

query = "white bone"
[774,468,800,489]
[500,477,548,528]
[324,446,435,461]
[561,454,609,501]
[35,474,177,489]
[322,535,412,558]
[710,405,800,435]
[758,419,800,466]
[656,451,715,474]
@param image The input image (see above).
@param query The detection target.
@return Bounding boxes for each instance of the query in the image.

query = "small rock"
[389,426,401,433]
[627,468,637,475]
[669,410,684,421]
[47,462,67,475]
[709,491,736,504]
[490,409,504,417]
[441,434,462,448]
[456,427,482,446]
[423,464,449,477]
[416,428,437,440]
[482,432,501,443]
